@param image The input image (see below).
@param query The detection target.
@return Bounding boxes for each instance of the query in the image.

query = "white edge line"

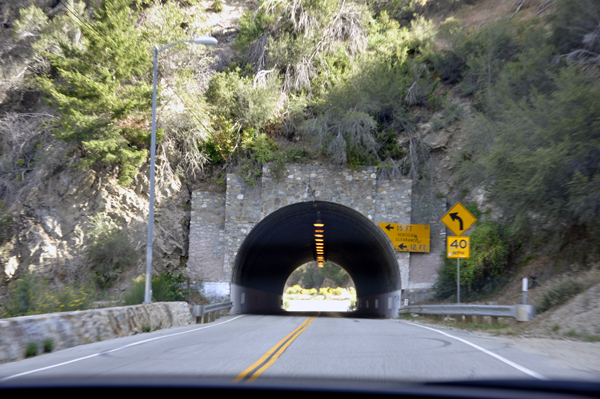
[0,315,245,382]
[401,321,548,381]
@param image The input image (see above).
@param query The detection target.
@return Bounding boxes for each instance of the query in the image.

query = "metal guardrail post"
[193,305,204,324]
[192,301,233,324]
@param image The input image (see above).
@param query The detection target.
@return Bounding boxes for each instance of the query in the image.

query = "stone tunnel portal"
[231,201,402,317]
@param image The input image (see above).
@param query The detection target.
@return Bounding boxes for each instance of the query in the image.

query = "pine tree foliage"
[35,0,153,186]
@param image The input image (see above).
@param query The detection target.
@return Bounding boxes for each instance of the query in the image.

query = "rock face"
[1,162,191,299]
[0,302,193,363]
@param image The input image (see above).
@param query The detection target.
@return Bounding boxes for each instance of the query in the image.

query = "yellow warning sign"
[441,202,478,236]
[447,236,470,259]
[378,223,430,253]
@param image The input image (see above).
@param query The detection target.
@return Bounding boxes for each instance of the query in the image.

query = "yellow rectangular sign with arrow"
[378,223,430,253]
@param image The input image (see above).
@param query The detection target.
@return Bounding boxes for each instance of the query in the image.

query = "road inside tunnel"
[231,201,403,317]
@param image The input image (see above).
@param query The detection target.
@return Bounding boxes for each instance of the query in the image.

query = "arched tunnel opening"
[283,261,356,313]
[230,201,403,317]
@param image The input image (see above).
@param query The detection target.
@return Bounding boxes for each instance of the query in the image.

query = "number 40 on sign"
[447,236,470,259]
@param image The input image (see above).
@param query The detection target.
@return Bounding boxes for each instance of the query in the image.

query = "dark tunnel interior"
[232,201,401,298]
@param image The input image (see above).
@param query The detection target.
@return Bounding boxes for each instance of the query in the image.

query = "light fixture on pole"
[144,37,217,304]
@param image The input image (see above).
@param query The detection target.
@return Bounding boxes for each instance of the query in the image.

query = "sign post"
[446,236,471,303]
[458,259,460,304]
[442,203,477,304]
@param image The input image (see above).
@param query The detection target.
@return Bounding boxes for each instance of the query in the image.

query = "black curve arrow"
[385,224,394,231]
[450,213,463,230]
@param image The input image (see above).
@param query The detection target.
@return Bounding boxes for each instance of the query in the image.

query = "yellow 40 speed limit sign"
[447,236,470,259]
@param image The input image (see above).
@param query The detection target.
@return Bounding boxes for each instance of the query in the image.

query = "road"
[0,313,598,384]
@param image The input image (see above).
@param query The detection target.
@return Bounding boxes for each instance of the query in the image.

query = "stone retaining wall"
[0,302,193,363]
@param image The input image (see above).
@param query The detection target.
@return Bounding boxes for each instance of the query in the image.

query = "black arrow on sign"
[385,224,394,231]
[450,213,463,230]
[398,243,407,250]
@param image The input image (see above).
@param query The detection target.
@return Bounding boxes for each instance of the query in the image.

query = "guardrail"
[192,302,233,324]
[399,304,536,322]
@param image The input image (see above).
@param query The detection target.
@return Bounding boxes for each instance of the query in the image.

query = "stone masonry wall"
[0,302,193,363]
[371,178,412,290]
[188,191,226,281]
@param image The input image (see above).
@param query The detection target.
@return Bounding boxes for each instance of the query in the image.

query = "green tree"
[471,67,600,227]
[36,0,153,185]
[321,262,351,287]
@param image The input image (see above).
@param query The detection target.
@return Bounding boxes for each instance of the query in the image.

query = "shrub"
[435,215,510,301]
[123,272,187,305]
[35,284,95,314]
[123,277,146,305]
[5,271,96,317]
[467,67,600,230]
[86,214,138,288]
[0,200,13,246]
[285,148,312,163]
[212,0,223,12]
[286,285,302,295]
[349,298,356,310]
[5,271,40,316]
[25,342,38,358]
[43,338,54,353]
[287,285,302,295]
[537,278,586,313]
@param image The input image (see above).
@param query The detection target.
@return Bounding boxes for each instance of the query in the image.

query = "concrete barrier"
[0,302,193,363]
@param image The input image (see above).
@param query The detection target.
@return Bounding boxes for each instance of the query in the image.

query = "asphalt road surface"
[1,313,598,385]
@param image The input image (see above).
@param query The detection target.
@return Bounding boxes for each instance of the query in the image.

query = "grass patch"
[584,334,600,343]
[142,323,152,333]
[552,323,560,332]
[565,329,579,338]
[399,313,416,320]
[449,321,512,332]
[401,313,514,334]
[538,278,586,313]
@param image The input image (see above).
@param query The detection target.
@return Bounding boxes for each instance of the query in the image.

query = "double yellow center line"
[233,314,318,383]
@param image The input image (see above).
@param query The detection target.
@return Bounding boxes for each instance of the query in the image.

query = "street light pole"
[144,37,217,304]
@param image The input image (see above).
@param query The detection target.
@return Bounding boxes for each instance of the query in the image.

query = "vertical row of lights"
[314,221,325,267]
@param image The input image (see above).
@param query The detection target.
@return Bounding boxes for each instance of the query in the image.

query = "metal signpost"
[441,203,477,304]
[378,223,430,252]
[144,37,218,304]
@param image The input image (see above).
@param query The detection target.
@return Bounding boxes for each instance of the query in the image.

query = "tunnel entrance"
[231,201,402,317]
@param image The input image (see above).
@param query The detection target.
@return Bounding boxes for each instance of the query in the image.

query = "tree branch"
[511,0,527,19]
